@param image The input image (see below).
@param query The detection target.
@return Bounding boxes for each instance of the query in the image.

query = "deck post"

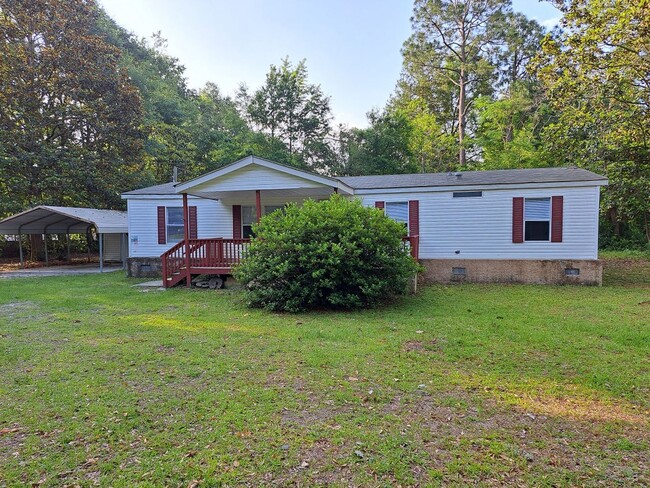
[183,193,191,288]
[99,233,103,272]
[18,233,24,269]
[255,189,262,223]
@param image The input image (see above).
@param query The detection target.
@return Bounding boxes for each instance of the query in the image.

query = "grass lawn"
[1,261,649,487]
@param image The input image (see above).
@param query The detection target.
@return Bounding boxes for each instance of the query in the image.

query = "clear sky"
[99,0,561,128]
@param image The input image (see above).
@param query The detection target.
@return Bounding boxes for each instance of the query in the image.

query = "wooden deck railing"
[161,238,251,287]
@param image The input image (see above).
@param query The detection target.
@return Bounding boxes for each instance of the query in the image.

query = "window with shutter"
[524,197,551,241]
[166,207,185,243]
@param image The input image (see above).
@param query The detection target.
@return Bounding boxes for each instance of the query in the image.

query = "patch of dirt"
[281,405,352,427]
[403,339,440,353]
[0,301,38,319]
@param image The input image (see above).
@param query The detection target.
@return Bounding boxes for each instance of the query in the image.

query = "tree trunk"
[458,68,466,166]
[608,207,620,237]
[458,20,467,167]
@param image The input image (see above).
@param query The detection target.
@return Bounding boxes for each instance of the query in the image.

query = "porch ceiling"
[186,187,338,202]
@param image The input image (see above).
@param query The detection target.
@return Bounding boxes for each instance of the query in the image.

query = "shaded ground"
[0,264,122,278]
[0,258,648,486]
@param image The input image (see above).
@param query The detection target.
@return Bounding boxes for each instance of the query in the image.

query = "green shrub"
[234,195,421,312]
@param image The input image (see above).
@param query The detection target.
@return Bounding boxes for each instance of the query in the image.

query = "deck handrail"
[161,238,251,287]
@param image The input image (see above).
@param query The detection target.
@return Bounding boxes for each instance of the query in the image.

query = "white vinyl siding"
[126,196,231,258]
[190,164,323,193]
[362,186,600,260]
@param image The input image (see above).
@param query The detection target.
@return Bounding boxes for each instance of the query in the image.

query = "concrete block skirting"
[419,259,603,286]
[127,257,163,278]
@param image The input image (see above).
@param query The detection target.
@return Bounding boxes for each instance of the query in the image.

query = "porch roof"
[174,156,354,199]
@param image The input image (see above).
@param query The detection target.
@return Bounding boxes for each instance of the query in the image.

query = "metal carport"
[0,206,127,271]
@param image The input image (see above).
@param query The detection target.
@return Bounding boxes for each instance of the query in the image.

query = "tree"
[534,0,650,244]
[0,0,145,215]
[344,110,417,176]
[239,58,332,168]
[398,0,510,166]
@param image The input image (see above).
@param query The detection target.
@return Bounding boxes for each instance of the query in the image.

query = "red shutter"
[157,206,166,244]
[408,200,419,236]
[232,205,242,239]
[188,206,198,239]
[512,197,524,243]
[551,195,563,243]
[375,201,385,209]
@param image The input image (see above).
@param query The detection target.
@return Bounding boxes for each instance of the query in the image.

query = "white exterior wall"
[359,185,600,260]
[126,196,231,258]
[102,233,124,261]
[125,194,325,258]
[126,182,602,261]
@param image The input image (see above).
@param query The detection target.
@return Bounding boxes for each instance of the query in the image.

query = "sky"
[99,0,562,128]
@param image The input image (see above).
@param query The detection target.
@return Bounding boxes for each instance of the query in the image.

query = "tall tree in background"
[535,0,650,243]
[398,0,510,166]
[0,0,144,215]
[239,58,332,169]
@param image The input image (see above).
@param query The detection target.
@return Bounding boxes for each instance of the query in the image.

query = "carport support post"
[99,233,103,273]
[18,233,24,269]
[66,234,71,263]
[44,233,49,267]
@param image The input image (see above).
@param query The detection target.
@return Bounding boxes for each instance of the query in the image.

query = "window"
[524,197,550,241]
[166,207,185,243]
[453,191,482,198]
[264,205,284,215]
[385,202,409,231]
[241,206,286,238]
[242,206,257,239]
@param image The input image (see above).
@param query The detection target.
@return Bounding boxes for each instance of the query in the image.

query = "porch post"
[183,192,191,288]
[255,190,262,223]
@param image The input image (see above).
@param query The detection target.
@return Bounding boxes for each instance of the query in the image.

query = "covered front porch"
[158,156,418,288]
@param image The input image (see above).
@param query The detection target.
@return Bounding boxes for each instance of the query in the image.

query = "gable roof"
[337,167,608,190]
[0,206,127,235]
[174,155,353,195]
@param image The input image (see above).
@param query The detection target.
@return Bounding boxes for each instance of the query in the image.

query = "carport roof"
[0,206,127,235]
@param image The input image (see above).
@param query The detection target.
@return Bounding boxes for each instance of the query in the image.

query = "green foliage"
[534,0,650,244]
[234,195,420,312]
[0,0,146,216]
[239,58,332,170]
[343,110,418,175]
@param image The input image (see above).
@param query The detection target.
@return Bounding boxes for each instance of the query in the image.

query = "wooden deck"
[162,236,419,288]
[161,238,250,288]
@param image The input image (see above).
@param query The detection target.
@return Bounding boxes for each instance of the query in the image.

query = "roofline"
[174,155,354,195]
[0,206,127,234]
[352,179,608,195]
